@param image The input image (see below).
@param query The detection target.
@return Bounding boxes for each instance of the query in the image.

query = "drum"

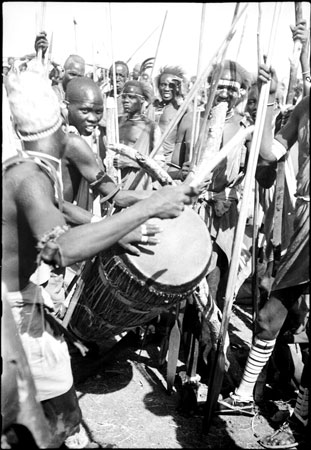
[68,206,212,342]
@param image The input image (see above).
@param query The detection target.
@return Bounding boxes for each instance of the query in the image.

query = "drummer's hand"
[34,31,49,57]
[258,63,278,95]
[118,221,163,256]
[148,184,200,219]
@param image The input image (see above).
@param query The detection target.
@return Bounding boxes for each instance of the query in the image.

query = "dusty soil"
[69,302,302,449]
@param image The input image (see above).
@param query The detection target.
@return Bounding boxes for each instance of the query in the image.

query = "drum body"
[68,206,212,341]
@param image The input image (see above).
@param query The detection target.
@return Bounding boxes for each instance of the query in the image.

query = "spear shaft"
[202,2,283,433]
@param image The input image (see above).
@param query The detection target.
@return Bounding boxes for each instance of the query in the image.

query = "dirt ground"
[68,299,306,449]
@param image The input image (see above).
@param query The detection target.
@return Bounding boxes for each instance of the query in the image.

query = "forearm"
[259,94,278,162]
[114,189,151,208]
[62,201,93,225]
[56,199,154,266]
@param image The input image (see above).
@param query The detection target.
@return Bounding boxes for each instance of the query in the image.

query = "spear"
[126,25,160,65]
[73,18,78,53]
[286,2,303,104]
[188,3,207,163]
[202,2,283,433]
[236,12,248,61]
[36,2,46,62]
[108,2,121,184]
[127,4,248,191]
[150,10,168,80]
[252,2,263,336]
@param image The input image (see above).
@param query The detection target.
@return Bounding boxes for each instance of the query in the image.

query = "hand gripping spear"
[201,2,283,434]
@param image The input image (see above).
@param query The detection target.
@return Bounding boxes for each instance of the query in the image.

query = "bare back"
[2,161,66,291]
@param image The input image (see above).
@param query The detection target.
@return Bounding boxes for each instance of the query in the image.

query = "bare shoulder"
[5,161,55,203]
[64,133,95,163]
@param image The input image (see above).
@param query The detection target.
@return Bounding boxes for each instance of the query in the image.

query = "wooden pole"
[236,12,248,60]
[202,2,283,433]
[150,10,168,80]
[257,3,263,67]
[73,18,78,53]
[36,2,46,62]
[286,2,303,104]
[189,3,207,162]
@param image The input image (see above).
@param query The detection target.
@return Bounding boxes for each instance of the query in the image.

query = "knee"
[256,309,282,340]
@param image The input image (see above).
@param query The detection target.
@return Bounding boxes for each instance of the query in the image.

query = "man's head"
[209,60,251,112]
[109,61,129,94]
[131,63,141,80]
[121,81,153,116]
[62,55,86,91]
[3,65,10,76]
[156,65,185,104]
[65,76,104,136]
[6,70,62,143]
[246,82,259,123]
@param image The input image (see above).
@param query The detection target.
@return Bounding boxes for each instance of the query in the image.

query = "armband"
[89,171,108,188]
[271,139,287,160]
[91,215,102,223]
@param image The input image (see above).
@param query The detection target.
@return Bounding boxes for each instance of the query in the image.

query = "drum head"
[120,206,212,291]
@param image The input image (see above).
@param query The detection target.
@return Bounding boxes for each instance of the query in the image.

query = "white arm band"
[271,139,287,160]
[91,215,102,223]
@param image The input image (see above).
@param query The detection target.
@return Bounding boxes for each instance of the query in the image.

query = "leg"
[217,283,308,413]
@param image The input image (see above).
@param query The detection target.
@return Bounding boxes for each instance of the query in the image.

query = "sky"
[2,2,310,81]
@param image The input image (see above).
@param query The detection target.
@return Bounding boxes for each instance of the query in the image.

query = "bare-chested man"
[112,80,165,189]
[217,63,309,449]
[3,69,198,448]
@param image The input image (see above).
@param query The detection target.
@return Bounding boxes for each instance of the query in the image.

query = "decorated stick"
[286,2,303,104]
[150,10,168,80]
[202,2,282,433]
[188,124,254,189]
[126,25,160,65]
[189,3,207,163]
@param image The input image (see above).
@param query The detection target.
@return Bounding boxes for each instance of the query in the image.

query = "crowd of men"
[2,15,310,450]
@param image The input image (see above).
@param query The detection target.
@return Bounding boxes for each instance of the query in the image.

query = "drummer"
[3,68,199,448]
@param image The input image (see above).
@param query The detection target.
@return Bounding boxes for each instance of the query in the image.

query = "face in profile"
[246,85,259,122]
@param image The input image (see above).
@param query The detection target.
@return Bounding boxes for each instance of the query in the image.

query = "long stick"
[73,18,78,53]
[126,25,160,65]
[257,3,263,67]
[108,2,121,184]
[36,2,46,62]
[125,4,248,191]
[202,2,282,433]
[189,3,207,162]
[286,2,303,104]
[150,10,168,79]
[236,12,248,60]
